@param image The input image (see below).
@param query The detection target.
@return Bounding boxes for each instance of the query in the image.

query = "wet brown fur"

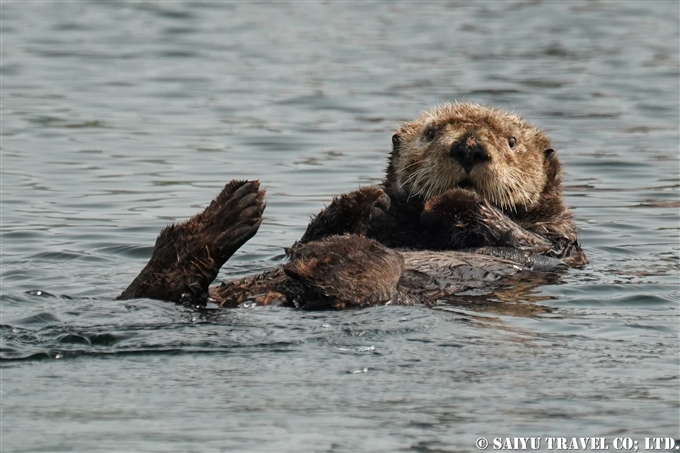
[119,104,586,310]
[301,103,587,267]
[118,179,556,310]
[118,180,265,305]
[389,103,551,209]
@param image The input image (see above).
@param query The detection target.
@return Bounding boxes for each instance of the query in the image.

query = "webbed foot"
[283,235,405,310]
[118,180,265,304]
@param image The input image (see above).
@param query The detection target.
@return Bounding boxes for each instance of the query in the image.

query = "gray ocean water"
[1,2,678,452]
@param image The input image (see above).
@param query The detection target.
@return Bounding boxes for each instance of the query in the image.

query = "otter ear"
[392,134,400,151]
[543,148,560,182]
[544,148,555,160]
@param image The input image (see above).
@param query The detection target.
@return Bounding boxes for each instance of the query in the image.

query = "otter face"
[390,103,554,211]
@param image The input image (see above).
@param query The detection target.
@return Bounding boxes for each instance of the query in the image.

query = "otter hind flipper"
[467,247,567,271]
[117,180,265,304]
[283,235,405,310]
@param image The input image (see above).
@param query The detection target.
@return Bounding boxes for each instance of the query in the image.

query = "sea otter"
[300,103,587,267]
[118,103,586,310]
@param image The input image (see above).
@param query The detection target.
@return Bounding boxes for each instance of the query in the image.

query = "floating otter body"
[301,103,587,266]
[119,104,586,310]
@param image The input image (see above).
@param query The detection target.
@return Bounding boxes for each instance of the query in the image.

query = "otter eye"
[508,137,516,148]
[426,128,436,141]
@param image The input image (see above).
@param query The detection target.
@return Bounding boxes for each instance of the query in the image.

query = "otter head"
[388,103,557,211]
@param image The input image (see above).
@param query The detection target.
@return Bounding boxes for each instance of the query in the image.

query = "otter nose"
[450,134,489,173]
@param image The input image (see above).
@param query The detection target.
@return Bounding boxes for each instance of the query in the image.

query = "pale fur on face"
[392,103,553,211]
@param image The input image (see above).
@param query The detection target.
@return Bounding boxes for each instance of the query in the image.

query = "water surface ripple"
[2,2,678,452]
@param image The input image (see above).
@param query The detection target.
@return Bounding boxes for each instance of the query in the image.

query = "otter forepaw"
[418,189,490,249]
[300,187,390,243]
[421,189,483,226]
[336,186,390,218]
